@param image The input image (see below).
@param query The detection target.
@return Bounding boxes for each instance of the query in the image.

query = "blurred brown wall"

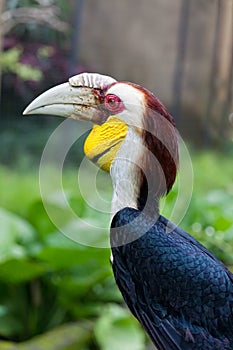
[78,0,232,143]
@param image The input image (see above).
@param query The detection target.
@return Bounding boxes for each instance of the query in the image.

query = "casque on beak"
[23,73,117,125]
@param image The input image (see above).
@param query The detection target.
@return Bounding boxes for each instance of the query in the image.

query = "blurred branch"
[1,6,69,35]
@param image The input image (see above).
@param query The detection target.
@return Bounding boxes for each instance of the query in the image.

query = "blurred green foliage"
[0,163,145,349]
[163,151,233,266]
[0,150,232,349]
[0,47,42,81]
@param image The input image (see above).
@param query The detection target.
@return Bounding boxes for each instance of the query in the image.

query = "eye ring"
[104,94,124,114]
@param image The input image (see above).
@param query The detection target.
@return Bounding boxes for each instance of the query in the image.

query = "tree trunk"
[205,0,233,144]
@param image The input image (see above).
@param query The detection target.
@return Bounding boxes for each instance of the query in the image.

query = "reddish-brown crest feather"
[127,83,178,211]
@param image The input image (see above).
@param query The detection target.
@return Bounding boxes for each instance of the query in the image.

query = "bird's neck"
[110,127,159,219]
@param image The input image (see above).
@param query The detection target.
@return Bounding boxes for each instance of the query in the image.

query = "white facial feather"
[106,83,146,217]
[107,83,145,128]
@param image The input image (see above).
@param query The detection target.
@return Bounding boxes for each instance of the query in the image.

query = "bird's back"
[111,207,233,350]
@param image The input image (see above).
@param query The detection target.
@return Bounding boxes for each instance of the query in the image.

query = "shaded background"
[0,1,232,349]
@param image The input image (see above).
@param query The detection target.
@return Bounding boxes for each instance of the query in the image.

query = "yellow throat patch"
[84,116,128,172]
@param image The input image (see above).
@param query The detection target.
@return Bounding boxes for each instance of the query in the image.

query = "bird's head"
[24,72,178,212]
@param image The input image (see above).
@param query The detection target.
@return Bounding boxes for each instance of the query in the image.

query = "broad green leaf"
[95,304,145,350]
[0,310,23,339]
[19,322,92,350]
[0,259,47,283]
[37,244,110,270]
[0,208,36,262]
[27,200,57,237]
[0,322,92,350]
[55,267,111,298]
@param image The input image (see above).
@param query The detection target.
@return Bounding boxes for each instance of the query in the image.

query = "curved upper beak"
[23,73,116,124]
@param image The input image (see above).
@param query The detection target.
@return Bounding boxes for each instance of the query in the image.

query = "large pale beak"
[23,72,116,124]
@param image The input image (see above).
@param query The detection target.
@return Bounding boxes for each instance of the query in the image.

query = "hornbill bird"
[24,72,233,349]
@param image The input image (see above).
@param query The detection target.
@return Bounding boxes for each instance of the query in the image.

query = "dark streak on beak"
[23,73,117,124]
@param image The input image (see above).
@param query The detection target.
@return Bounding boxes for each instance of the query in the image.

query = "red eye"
[104,94,124,114]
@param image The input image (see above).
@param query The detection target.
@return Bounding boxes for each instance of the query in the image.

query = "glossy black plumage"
[111,207,233,349]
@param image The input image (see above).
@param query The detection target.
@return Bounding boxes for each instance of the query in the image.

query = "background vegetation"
[0,152,232,350]
[0,1,232,349]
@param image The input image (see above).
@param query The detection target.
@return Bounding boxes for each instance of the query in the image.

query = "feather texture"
[111,207,233,349]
